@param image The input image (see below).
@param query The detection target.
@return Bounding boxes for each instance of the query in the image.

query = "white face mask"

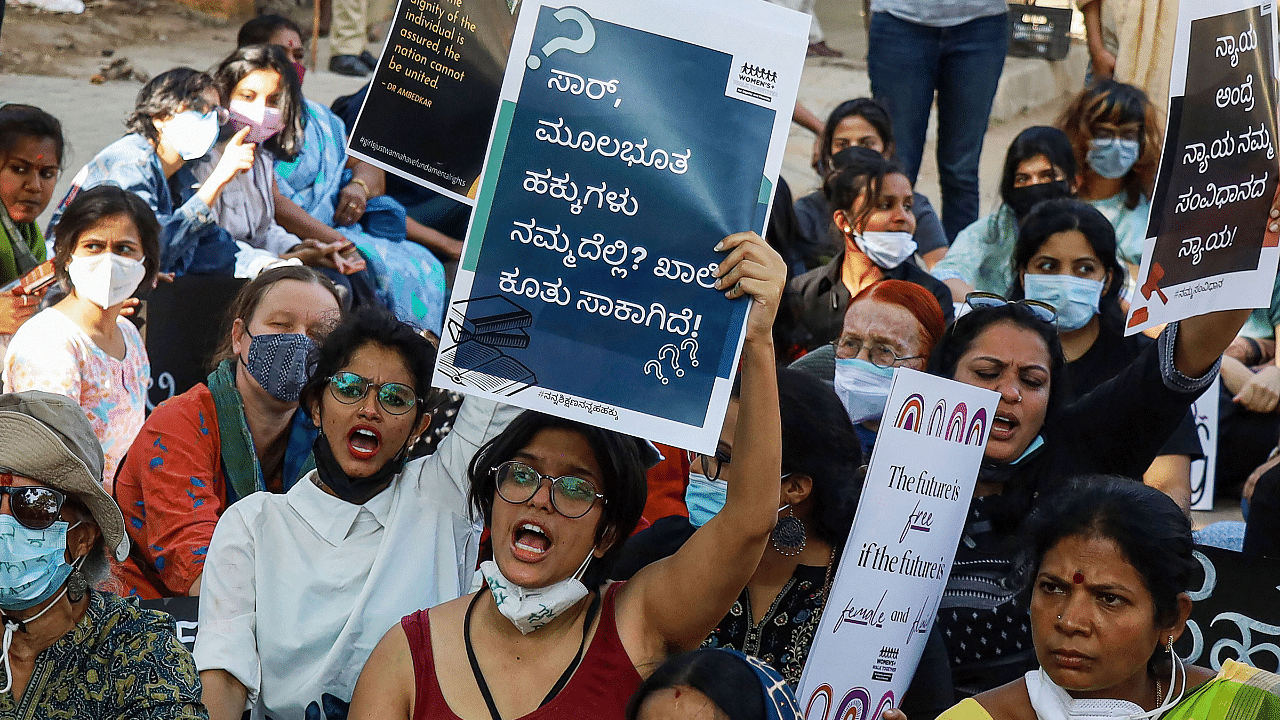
[1023,274,1105,332]
[1024,660,1185,720]
[67,253,147,309]
[480,552,594,634]
[163,109,221,161]
[853,230,917,269]
[834,357,896,424]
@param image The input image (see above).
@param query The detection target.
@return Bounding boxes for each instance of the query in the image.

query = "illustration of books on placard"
[438,295,538,396]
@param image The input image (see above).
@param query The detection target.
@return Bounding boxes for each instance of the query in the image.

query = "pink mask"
[227,99,285,144]
[292,61,306,86]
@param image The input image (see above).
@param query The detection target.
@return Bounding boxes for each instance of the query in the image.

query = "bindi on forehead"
[1073,571,1085,584]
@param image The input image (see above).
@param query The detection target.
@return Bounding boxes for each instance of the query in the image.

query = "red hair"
[849,280,946,357]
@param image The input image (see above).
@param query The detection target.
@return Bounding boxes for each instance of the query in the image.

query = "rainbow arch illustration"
[945,402,968,442]
[894,394,925,432]
[926,399,947,437]
[966,407,989,446]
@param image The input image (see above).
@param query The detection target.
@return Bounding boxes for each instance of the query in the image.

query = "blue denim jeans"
[868,11,1008,242]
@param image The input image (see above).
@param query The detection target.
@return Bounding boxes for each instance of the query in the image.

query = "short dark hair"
[212,44,305,161]
[237,13,305,47]
[999,126,1078,209]
[1021,474,1196,629]
[210,265,344,370]
[1058,79,1161,209]
[298,305,441,425]
[0,104,65,169]
[627,649,768,720]
[817,97,895,174]
[126,67,218,147]
[779,368,862,551]
[467,411,648,589]
[51,185,161,291]
[822,146,907,232]
[1010,198,1127,333]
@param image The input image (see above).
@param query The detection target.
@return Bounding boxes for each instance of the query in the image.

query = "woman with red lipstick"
[347,230,788,720]
[0,105,62,339]
[193,305,519,720]
[930,475,1280,720]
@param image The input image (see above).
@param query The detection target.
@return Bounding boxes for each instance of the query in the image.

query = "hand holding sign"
[713,231,786,342]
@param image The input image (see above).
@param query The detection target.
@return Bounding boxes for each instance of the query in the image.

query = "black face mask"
[1004,180,1072,219]
[311,422,413,505]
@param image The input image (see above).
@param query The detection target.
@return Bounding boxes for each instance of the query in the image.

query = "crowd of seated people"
[2,25,1280,720]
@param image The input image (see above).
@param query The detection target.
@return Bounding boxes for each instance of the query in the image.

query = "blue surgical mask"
[685,473,727,527]
[1023,274,1104,332]
[1086,138,1140,180]
[0,516,79,611]
[243,331,315,403]
[834,358,896,424]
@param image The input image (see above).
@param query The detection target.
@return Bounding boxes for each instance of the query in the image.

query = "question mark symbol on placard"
[659,344,683,378]
[630,246,647,271]
[681,338,699,368]
[644,360,668,385]
[526,7,596,70]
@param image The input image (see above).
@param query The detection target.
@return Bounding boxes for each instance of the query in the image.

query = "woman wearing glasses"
[50,67,252,275]
[346,230,787,720]
[0,390,203,717]
[112,265,343,598]
[194,304,518,720]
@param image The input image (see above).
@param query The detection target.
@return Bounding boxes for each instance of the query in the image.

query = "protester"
[0,390,204,718]
[931,475,1280,720]
[790,279,945,459]
[113,265,344,598]
[1057,79,1160,279]
[866,0,1008,241]
[1010,199,1200,511]
[925,263,1252,695]
[3,186,159,489]
[346,230,786,720]
[931,127,1078,299]
[779,147,952,357]
[195,305,519,720]
[626,648,804,720]
[50,67,248,276]
[0,104,62,340]
[796,99,948,270]
[196,44,383,304]
[239,16,450,333]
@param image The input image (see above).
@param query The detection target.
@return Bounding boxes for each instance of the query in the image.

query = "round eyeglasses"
[833,336,925,368]
[327,371,418,415]
[0,474,67,530]
[492,460,605,518]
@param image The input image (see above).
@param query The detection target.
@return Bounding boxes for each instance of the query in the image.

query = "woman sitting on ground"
[347,230,786,720]
[0,390,204,717]
[0,104,63,340]
[929,475,1280,720]
[113,265,343,598]
[627,648,803,720]
[779,146,952,357]
[4,186,160,488]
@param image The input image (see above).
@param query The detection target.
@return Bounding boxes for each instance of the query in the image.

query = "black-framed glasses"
[964,292,1057,324]
[492,461,605,518]
[688,447,732,482]
[328,371,418,415]
[1092,125,1142,146]
[0,480,67,530]
[833,336,925,369]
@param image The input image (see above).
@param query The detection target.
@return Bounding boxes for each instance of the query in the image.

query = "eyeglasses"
[492,460,605,518]
[833,336,924,368]
[1092,125,1142,146]
[964,292,1057,324]
[0,480,67,530]
[688,447,732,482]
[327,371,418,415]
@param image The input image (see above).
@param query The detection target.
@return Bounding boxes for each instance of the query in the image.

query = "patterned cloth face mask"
[243,331,315,403]
[479,552,594,635]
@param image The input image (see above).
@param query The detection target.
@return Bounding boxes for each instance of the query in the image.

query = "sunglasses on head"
[0,472,67,530]
[963,292,1057,324]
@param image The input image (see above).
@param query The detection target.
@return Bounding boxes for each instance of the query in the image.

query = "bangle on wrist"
[350,178,371,197]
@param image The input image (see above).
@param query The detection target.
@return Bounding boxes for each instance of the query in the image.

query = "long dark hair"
[817,97,895,175]
[1010,198,1127,333]
[0,104,65,169]
[627,649,770,720]
[211,44,305,161]
[822,146,907,232]
[1058,79,1161,208]
[998,126,1078,209]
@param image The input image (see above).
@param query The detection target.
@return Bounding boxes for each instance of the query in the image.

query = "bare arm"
[1143,454,1192,515]
[273,181,347,246]
[406,217,464,261]
[348,624,415,720]
[1081,0,1116,77]
[200,669,248,720]
[793,102,824,136]
[618,231,785,662]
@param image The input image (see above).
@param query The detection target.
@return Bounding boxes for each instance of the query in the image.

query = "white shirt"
[193,395,519,720]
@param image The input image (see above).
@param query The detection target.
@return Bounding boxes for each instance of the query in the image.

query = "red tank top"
[402,583,642,720]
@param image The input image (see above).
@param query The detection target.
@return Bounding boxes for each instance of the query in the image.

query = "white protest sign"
[1125,0,1280,334]
[797,369,997,720]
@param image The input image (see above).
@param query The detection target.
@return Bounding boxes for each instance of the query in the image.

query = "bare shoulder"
[971,678,1038,720]
[1185,664,1218,692]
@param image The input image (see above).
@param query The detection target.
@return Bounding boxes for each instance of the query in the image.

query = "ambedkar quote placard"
[1126,0,1280,333]
[431,0,807,452]
[797,370,996,720]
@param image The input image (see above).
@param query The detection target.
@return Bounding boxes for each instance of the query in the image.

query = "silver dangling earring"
[772,505,806,556]
[66,561,88,603]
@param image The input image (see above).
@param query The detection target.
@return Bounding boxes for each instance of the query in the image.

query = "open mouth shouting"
[990,412,1020,443]
[346,425,382,461]
[512,521,553,563]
